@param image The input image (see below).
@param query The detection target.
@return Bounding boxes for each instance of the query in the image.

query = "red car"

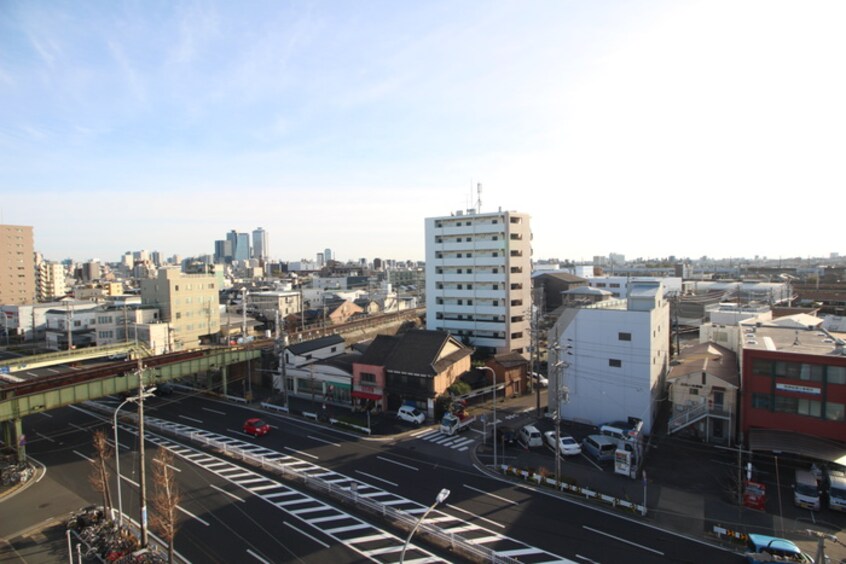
[743,480,767,511]
[243,418,270,437]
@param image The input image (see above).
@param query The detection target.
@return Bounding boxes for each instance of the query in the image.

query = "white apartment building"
[425,209,532,356]
[140,268,221,351]
[549,280,670,434]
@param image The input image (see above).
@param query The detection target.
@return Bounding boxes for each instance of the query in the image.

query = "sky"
[1,1,844,265]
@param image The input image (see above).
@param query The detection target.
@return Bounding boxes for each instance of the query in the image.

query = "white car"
[544,431,582,456]
[396,405,425,425]
[531,372,549,388]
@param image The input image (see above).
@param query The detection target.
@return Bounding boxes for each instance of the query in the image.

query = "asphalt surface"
[2,383,844,563]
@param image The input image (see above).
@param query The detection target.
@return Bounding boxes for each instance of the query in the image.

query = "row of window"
[752,360,846,384]
[751,393,845,421]
[435,298,524,307]
[434,219,501,228]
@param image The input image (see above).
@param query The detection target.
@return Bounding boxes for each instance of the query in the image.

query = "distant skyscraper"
[316,252,325,266]
[324,248,332,263]
[0,224,35,305]
[253,227,268,261]
[227,230,250,262]
[150,251,162,267]
[214,240,231,263]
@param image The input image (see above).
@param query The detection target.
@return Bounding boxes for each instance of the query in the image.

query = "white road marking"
[177,505,210,526]
[202,407,227,415]
[463,484,519,506]
[284,447,318,460]
[582,526,664,556]
[153,458,181,472]
[35,431,55,443]
[122,475,140,487]
[410,428,437,438]
[47,368,61,374]
[210,484,245,503]
[284,521,330,549]
[178,415,203,424]
[307,435,341,447]
[39,412,54,418]
[354,470,398,487]
[446,503,505,529]
[376,456,419,471]
[225,429,255,439]
[247,549,271,564]
[73,450,93,462]
[69,423,88,433]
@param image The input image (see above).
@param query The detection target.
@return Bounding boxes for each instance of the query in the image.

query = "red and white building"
[740,314,846,462]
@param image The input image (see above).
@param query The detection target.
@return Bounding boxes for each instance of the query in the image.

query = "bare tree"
[150,447,181,563]
[88,430,113,516]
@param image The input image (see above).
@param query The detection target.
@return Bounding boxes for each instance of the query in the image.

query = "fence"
[85,401,521,564]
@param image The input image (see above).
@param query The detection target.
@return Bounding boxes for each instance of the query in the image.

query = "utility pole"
[65,302,73,351]
[137,361,149,547]
[241,287,247,339]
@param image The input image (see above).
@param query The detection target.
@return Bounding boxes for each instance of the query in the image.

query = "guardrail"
[500,464,645,515]
[87,402,521,563]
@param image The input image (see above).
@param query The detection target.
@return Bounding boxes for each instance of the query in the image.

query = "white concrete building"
[36,261,68,302]
[587,276,682,299]
[425,209,532,356]
[549,280,670,434]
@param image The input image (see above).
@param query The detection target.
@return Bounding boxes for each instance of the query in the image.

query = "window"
[175,285,179,291]
[457,284,462,290]
[492,252,498,257]
[798,398,822,417]
[467,284,473,289]
[176,312,182,320]
[752,393,771,409]
[775,361,802,379]
[618,332,632,341]
[802,364,824,382]
[457,300,463,305]
[596,283,606,288]
[467,300,473,305]
[829,366,846,385]
[609,359,622,368]
[457,253,462,258]
[752,360,772,375]
[331,346,337,352]
[361,372,376,384]
[610,283,620,288]
[466,252,472,257]
[826,402,845,421]
[467,268,473,273]
[774,396,797,414]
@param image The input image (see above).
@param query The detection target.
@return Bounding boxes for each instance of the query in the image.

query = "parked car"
[496,425,517,446]
[581,434,618,462]
[243,418,270,437]
[543,431,581,456]
[517,424,543,448]
[396,405,426,425]
[531,372,549,388]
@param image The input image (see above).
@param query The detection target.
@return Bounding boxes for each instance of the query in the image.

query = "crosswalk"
[80,401,572,563]
[408,428,476,451]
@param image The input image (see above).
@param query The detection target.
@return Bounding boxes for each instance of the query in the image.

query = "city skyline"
[2,1,844,262]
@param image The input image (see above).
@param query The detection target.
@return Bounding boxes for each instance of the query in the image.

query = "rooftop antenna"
[476,183,482,214]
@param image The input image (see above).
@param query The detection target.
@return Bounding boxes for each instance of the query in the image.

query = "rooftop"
[741,314,846,357]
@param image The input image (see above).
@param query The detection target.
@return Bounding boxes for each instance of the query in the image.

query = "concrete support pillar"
[14,418,26,463]
[221,366,228,396]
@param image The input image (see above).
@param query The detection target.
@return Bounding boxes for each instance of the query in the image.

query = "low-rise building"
[741,315,846,459]
[667,342,739,445]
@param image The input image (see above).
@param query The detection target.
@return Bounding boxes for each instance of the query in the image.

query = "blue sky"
[1,1,844,264]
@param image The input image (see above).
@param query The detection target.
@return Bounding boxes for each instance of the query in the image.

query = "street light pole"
[399,488,450,563]
[479,366,497,469]
[113,398,133,527]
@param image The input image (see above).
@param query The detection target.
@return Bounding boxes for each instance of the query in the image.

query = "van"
[518,425,543,448]
[396,405,425,425]
[745,533,813,563]
[793,469,821,511]
[827,472,846,512]
[581,434,618,462]
[599,425,627,442]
